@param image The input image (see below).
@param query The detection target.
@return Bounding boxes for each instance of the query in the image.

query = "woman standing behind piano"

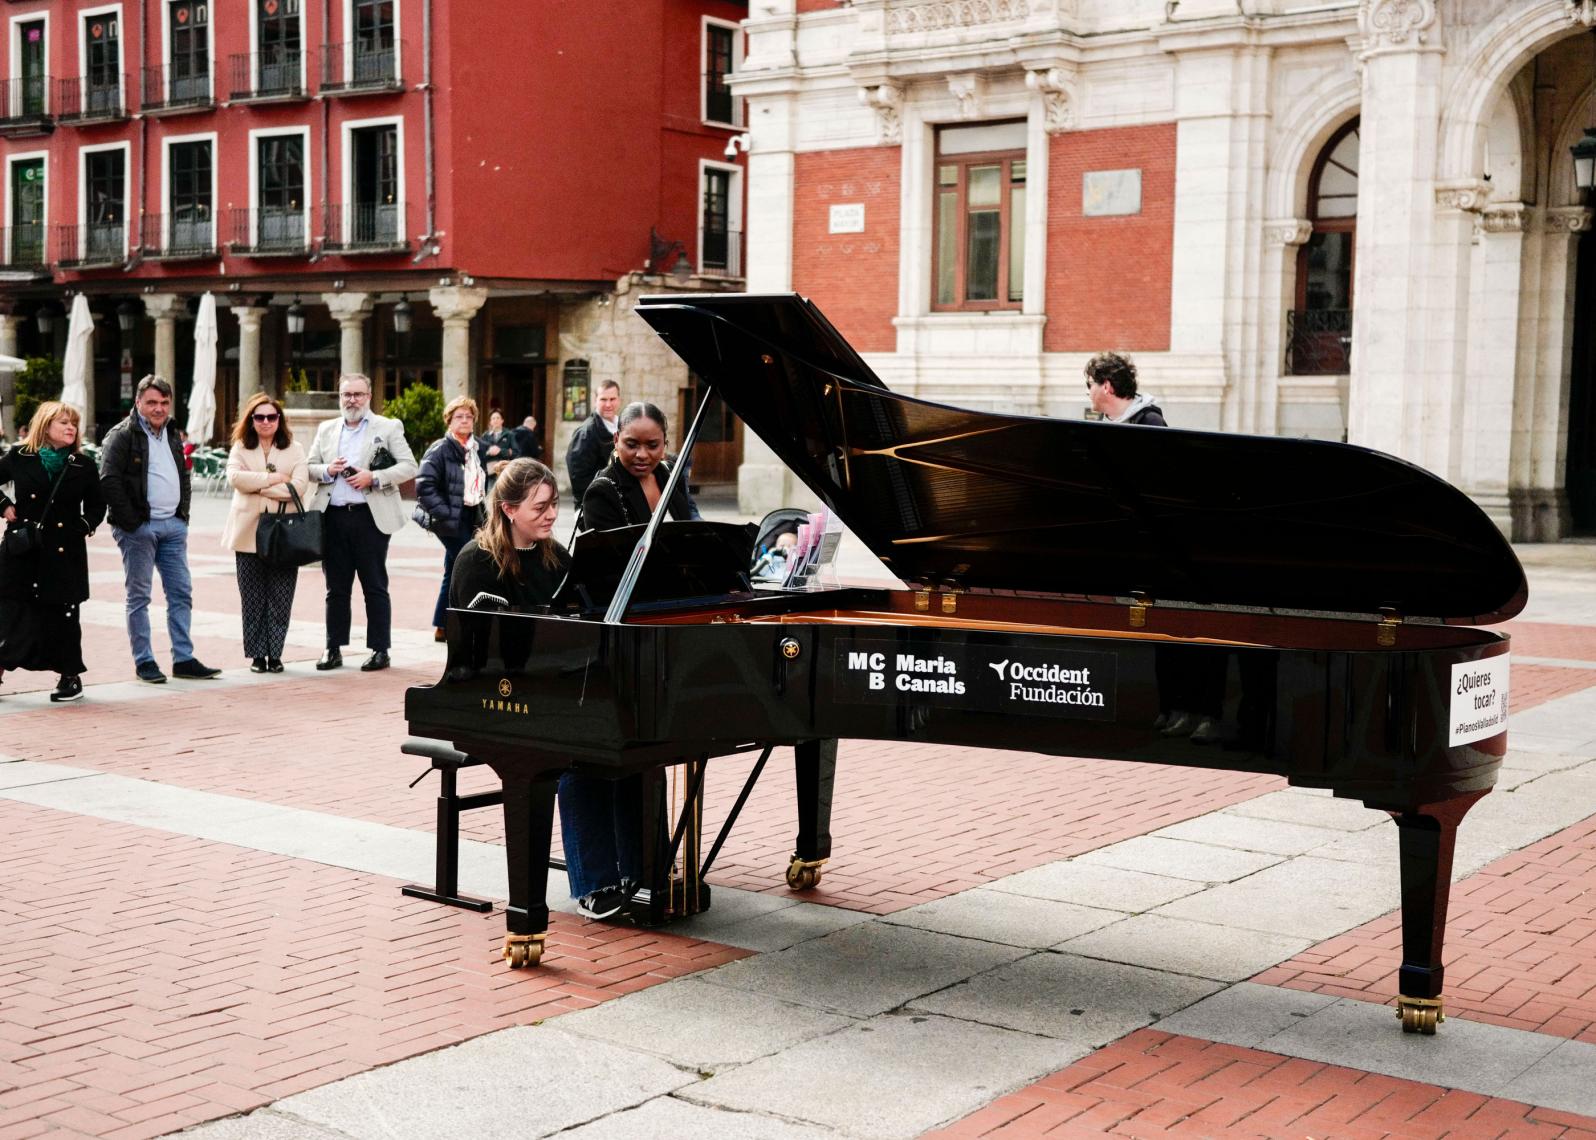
[577,402,700,531]
[448,459,641,920]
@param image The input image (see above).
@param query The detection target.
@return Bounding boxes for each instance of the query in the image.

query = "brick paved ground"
[923,1030,1596,1139]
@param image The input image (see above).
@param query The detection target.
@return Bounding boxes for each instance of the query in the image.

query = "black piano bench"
[400,737,504,913]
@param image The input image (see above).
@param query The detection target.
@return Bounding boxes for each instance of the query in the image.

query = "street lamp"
[35,302,57,337]
[116,299,140,335]
[286,300,306,391]
[1573,128,1596,195]
[392,298,412,334]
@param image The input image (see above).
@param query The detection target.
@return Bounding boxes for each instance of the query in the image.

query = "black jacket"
[99,413,191,531]
[510,425,543,463]
[564,413,614,501]
[448,540,570,612]
[479,429,517,466]
[0,449,107,603]
[416,434,490,538]
[579,454,699,532]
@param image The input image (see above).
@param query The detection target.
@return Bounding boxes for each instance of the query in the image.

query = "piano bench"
[399,737,504,913]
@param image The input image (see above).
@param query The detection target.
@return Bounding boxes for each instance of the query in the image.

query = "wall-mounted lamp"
[117,299,141,335]
[286,300,306,336]
[1573,127,1596,194]
[34,303,58,337]
[392,299,413,335]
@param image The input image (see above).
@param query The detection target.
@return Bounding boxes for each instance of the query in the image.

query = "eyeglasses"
[340,391,370,402]
[252,412,281,423]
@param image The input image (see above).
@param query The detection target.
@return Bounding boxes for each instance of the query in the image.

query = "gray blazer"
[304,413,419,535]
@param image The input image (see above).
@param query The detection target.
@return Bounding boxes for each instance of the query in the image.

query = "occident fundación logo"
[836,638,1116,720]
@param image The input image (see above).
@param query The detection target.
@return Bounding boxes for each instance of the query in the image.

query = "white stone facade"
[730,0,1596,538]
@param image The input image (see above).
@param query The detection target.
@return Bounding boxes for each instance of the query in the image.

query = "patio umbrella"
[59,293,93,423]
[185,292,218,444]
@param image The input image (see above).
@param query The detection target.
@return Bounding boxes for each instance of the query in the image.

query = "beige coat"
[221,440,311,553]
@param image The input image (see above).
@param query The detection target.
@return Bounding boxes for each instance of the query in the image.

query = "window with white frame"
[699,160,742,277]
[933,121,1027,311]
[167,1,210,103]
[11,16,49,118]
[253,130,306,249]
[5,153,47,266]
[82,145,128,261]
[256,0,302,95]
[340,118,402,247]
[166,136,214,252]
[81,8,122,114]
[702,18,741,127]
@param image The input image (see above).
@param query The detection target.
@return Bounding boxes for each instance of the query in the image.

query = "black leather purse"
[255,486,325,569]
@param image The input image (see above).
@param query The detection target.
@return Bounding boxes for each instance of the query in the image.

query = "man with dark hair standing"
[565,380,620,500]
[100,374,221,684]
[1085,351,1166,426]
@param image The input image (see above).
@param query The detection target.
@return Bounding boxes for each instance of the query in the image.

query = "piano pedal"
[785,855,827,891]
[617,880,712,926]
[503,932,546,969]
[1396,995,1444,1034]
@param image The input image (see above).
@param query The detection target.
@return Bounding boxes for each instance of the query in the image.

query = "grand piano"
[406,293,1523,1035]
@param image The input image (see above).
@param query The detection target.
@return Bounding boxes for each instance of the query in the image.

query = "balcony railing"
[141,64,212,113]
[229,50,307,102]
[0,76,53,134]
[143,210,218,260]
[228,206,310,256]
[0,226,49,273]
[56,221,128,268]
[57,74,128,123]
[698,227,743,277]
[1285,308,1353,375]
[322,201,410,254]
[320,40,403,94]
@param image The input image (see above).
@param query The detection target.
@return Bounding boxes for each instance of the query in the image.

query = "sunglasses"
[252,412,281,423]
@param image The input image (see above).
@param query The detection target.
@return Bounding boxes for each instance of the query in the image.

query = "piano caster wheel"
[1397,996,1444,1034]
[503,933,546,969]
[785,856,826,891]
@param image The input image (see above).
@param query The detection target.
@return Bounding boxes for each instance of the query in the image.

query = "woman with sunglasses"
[222,394,310,672]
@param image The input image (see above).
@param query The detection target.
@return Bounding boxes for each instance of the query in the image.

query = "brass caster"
[503,933,546,969]
[785,855,826,891]
[1396,996,1444,1035]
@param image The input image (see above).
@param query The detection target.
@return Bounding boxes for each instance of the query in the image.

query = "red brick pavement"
[0,799,746,1140]
[1502,621,1596,662]
[1254,815,1596,1043]
[923,1029,1596,1139]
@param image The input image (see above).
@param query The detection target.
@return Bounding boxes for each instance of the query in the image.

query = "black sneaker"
[267,658,284,673]
[576,886,628,920]
[50,675,83,703]
[172,658,222,680]
[135,659,167,684]
[250,658,269,674]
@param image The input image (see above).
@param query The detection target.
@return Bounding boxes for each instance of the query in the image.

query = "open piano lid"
[635,293,1527,626]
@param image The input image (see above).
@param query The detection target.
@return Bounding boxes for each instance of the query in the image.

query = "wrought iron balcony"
[229,50,307,102]
[141,64,212,114]
[57,222,128,269]
[320,41,404,95]
[322,202,410,254]
[57,74,128,123]
[0,226,49,274]
[698,227,743,278]
[228,206,311,256]
[0,76,53,136]
[143,210,219,260]
[1285,308,1353,376]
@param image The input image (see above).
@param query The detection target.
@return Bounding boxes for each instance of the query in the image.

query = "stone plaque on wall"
[1082,169,1142,217]
[829,203,866,234]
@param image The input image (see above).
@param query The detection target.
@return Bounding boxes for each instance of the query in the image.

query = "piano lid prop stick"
[603,381,720,626]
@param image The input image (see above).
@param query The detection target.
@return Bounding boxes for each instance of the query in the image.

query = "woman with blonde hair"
[222,393,310,672]
[0,401,106,702]
[419,394,489,640]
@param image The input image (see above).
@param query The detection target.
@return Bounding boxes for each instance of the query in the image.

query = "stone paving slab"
[985,860,1205,912]
[1058,913,1315,982]
[1153,855,1402,940]
[1072,834,1284,882]
[1149,810,1349,856]
[559,1097,842,1140]
[880,887,1121,948]
[672,896,876,952]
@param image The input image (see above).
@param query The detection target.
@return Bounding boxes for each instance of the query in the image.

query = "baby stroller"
[750,507,808,583]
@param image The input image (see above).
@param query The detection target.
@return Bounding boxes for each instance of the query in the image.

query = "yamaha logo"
[498,678,512,698]
[780,638,801,660]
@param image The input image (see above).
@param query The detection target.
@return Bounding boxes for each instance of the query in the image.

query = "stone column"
[428,286,488,403]
[1459,205,1525,535]
[0,309,19,440]
[322,292,373,378]
[143,293,184,387]
[233,304,266,402]
[1261,219,1313,436]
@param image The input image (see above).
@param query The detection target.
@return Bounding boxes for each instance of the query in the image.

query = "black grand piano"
[406,293,1523,1035]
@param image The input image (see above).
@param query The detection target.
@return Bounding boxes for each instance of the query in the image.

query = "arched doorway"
[1287,119,1358,377]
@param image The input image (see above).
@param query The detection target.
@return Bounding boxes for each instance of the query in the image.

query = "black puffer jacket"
[416,434,490,538]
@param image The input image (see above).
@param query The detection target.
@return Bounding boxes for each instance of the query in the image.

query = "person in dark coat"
[416,396,490,641]
[1085,351,1167,425]
[564,380,621,500]
[478,409,518,481]
[578,402,701,532]
[511,415,543,463]
[0,401,107,702]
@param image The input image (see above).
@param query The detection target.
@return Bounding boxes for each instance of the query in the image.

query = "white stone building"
[729,0,1596,541]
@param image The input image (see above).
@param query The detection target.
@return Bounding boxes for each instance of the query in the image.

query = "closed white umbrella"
[59,293,93,422]
[185,292,218,444]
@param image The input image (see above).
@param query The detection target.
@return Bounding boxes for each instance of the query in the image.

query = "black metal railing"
[0,226,48,271]
[698,227,743,277]
[0,76,52,130]
[228,206,310,255]
[229,50,306,101]
[57,74,128,122]
[1285,308,1353,375]
[56,221,128,268]
[322,201,409,253]
[141,63,212,112]
[143,210,218,259]
[320,40,403,93]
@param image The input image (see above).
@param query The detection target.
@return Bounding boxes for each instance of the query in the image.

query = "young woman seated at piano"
[577,401,701,531]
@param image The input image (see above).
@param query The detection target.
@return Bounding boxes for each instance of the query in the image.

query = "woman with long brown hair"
[223,393,310,672]
[0,401,106,702]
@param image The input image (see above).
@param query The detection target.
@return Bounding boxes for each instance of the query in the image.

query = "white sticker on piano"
[1449,654,1510,748]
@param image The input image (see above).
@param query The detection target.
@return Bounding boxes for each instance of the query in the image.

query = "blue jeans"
[431,532,472,628]
[112,517,194,666]
[558,772,643,899]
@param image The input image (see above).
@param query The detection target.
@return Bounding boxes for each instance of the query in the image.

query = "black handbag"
[2,460,70,562]
[255,485,324,569]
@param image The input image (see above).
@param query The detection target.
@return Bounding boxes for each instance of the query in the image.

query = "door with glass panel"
[351,124,398,245]
[353,0,395,85]
[258,0,301,94]
[84,14,121,114]
[86,150,126,261]
[257,135,304,249]
[702,168,731,272]
[9,160,44,266]
[18,20,46,117]
[170,2,209,102]
[169,140,212,254]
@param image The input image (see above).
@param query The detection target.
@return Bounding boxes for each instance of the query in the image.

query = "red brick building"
[0,0,746,460]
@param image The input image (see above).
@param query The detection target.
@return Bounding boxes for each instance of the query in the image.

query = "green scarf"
[37,446,69,480]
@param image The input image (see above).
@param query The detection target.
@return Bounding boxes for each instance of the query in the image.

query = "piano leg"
[788,739,836,891]
[500,770,559,968]
[1389,791,1487,1034]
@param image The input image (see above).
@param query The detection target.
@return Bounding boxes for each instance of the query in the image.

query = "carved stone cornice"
[1264,218,1313,246]
[947,73,985,119]
[858,82,904,145]
[1546,207,1594,234]
[1567,0,1596,28]
[1480,204,1526,234]
[1358,0,1439,56]
[1434,180,1491,213]
[884,0,1033,35]
[1024,66,1076,134]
